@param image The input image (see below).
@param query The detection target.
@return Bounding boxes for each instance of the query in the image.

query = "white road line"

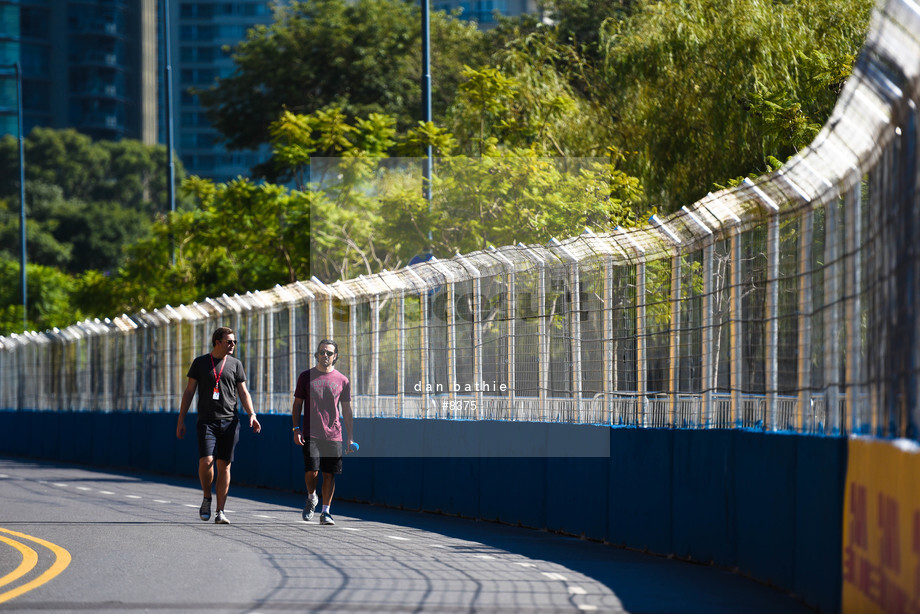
[184,504,198,509]
[515,562,536,568]
[577,605,597,611]
[342,527,361,532]
[98,491,115,495]
[153,500,170,504]
[76,487,91,491]
[0,474,8,478]
[474,555,496,560]
[387,535,410,541]
[542,572,567,581]
[52,483,68,487]
[568,586,587,595]
[125,495,142,499]
[254,515,275,519]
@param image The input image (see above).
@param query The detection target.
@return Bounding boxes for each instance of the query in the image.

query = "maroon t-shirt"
[294,368,351,441]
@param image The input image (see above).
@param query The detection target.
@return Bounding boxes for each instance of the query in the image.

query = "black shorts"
[197,418,240,462]
[303,439,343,474]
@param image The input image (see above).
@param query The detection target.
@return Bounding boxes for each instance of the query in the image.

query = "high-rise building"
[0,1,274,181]
[0,2,19,138]
[168,0,275,182]
[1,0,159,144]
[0,1,542,184]
[433,0,539,27]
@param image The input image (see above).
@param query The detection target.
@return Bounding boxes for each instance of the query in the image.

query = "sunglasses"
[318,350,336,357]
[225,339,238,346]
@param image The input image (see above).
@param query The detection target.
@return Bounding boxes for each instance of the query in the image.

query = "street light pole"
[162,0,177,264]
[15,61,24,332]
[421,0,433,240]
[162,0,175,215]
[2,62,26,331]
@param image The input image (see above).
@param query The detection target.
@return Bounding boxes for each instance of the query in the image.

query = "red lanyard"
[209,355,226,393]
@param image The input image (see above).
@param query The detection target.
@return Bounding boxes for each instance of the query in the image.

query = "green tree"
[0,128,183,274]
[378,150,642,262]
[0,128,178,211]
[103,96,644,306]
[447,33,613,157]
[197,0,488,155]
[0,254,82,334]
[547,0,635,61]
[595,0,874,210]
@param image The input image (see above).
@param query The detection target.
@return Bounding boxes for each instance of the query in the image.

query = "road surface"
[0,457,816,613]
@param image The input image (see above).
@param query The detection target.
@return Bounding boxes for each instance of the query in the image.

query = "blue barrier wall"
[0,410,846,613]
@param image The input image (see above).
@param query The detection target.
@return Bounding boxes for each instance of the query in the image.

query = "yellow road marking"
[0,528,71,604]
[0,535,37,588]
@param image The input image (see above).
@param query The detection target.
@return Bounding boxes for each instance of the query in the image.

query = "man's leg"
[319,471,337,524]
[302,470,320,521]
[198,456,214,498]
[215,459,231,511]
[305,470,319,497]
[321,472,336,506]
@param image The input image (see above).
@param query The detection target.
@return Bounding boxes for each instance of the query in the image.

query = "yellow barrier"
[843,438,920,613]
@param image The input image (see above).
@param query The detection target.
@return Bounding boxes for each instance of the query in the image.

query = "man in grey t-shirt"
[177,327,261,524]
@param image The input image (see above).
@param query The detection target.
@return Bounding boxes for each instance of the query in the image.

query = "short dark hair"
[316,339,338,354]
[212,327,234,347]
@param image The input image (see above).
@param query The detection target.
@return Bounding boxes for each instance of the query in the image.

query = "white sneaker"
[302,492,319,521]
[320,512,335,526]
[214,510,230,524]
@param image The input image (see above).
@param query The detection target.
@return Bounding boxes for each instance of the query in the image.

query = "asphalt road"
[0,456,817,613]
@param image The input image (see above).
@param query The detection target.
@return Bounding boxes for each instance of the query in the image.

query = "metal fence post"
[488,248,516,419]
[797,209,814,432]
[518,244,548,420]
[406,268,429,417]
[730,229,742,428]
[431,261,457,414]
[550,239,582,422]
[845,184,863,434]
[684,207,715,427]
[652,215,682,427]
[745,179,781,431]
[619,228,647,426]
[825,197,842,434]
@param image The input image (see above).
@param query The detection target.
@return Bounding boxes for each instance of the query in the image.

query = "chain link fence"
[3,0,920,438]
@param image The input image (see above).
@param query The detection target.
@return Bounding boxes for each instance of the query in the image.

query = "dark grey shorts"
[197,418,240,462]
[303,438,343,474]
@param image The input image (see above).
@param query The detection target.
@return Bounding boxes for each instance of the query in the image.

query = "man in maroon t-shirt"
[292,339,354,525]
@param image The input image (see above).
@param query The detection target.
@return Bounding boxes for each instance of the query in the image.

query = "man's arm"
[341,401,354,448]
[292,397,305,446]
[176,377,197,439]
[237,381,261,433]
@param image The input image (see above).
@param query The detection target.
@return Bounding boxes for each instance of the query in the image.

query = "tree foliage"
[595,0,874,208]
[0,128,183,275]
[197,0,871,212]
[0,128,182,333]
[0,0,876,336]
[197,0,489,154]
[0,254,81,334]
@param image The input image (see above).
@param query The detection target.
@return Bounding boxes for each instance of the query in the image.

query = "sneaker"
[320,512,335,526]
[302,492,319,521]
[199,498,212,522]
[214,510,230,524]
